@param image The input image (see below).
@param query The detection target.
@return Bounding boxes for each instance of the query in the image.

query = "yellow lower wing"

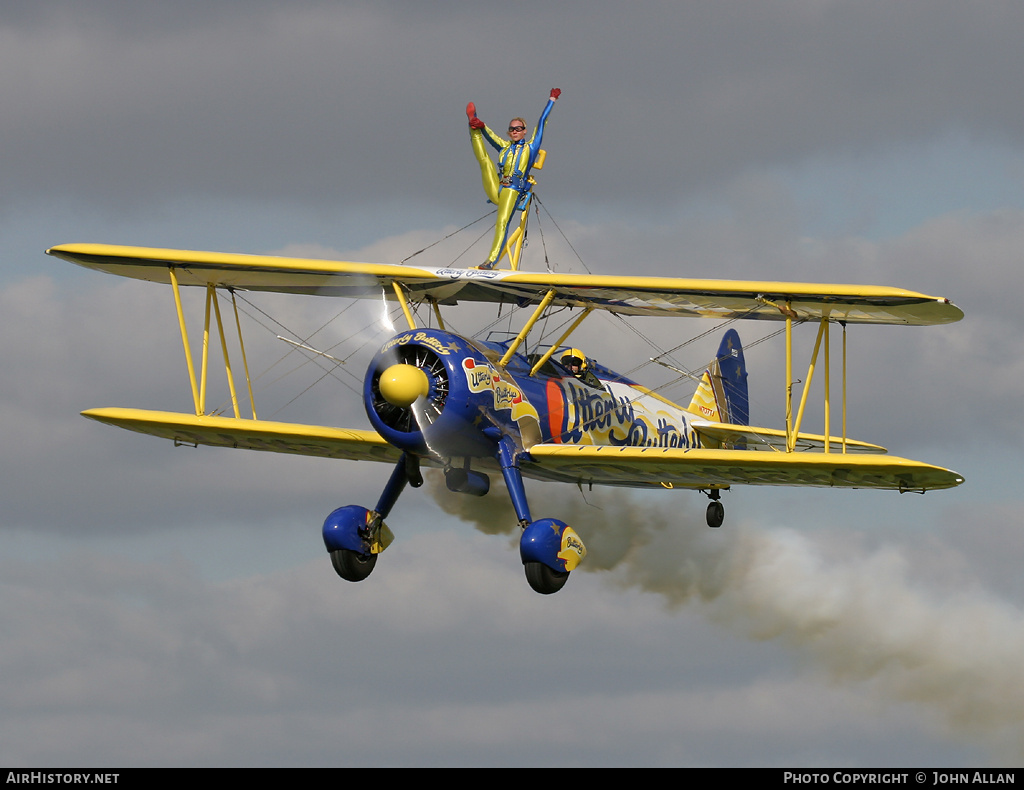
[524,444,963,492]
[82,409,964,492]
[82,408,402,463]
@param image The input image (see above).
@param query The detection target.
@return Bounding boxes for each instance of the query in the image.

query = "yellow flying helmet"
[561,348,588,372]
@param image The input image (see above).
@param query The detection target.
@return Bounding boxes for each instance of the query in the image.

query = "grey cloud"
[6,1,1024,216]
[0,528,993,766]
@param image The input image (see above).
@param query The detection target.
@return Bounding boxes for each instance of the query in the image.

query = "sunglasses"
[508,125,526,133]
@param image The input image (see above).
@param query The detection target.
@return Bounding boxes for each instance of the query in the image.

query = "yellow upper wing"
[48,243,963,326]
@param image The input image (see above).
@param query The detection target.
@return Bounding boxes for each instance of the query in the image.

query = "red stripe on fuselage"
[545,379,566,443]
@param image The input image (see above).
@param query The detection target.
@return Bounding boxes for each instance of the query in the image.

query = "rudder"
[686,329,749,426]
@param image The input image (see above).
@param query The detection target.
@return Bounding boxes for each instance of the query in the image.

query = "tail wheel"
[330,549,377,582]
[524,562,569,595]
[706,500,725,528]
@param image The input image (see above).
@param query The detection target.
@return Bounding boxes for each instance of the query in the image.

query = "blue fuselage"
[364,329,702,463]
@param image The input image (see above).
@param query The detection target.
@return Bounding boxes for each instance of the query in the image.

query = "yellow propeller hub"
[378,364,430,408]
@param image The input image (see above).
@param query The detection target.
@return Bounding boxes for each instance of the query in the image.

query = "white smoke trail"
[427,471,1024,760]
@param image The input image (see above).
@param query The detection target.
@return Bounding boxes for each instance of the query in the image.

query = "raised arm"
[528,88,560,162]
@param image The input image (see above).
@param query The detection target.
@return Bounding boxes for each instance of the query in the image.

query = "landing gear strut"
[498,436,586,594]
[322,453,420,583]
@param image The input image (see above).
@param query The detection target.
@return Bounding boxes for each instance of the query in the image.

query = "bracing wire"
[533,195,593,275]
[400,211,496,265]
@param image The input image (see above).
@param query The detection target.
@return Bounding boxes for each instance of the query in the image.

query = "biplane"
[47,242,964,594]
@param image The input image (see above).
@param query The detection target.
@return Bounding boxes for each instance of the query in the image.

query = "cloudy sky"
[4,0,1024,767]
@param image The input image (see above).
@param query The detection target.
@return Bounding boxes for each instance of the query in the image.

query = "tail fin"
[686,329,749,426]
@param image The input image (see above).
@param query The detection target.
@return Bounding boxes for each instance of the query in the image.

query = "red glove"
[550,88,561,100]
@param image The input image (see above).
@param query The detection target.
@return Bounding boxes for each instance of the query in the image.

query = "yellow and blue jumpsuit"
[470,97,555,267]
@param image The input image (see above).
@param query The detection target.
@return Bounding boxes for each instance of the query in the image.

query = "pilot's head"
[561,348,588,377]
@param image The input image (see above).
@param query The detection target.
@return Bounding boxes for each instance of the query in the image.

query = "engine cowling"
[364,329,507,459]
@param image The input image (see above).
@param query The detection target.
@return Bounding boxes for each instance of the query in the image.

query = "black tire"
[524,561,569,594]
[706,500,725,529]
[330,548,377,582]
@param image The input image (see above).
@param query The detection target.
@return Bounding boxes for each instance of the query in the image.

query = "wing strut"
[783,315,851,454]
[392,281,417,330]
[785,313,793,448]
[167,266,257,420]
[498,289,556,368]
[231,290,258,420]
[842,322,848,453]
[824,320,830,453]
[427,297,447,330]
[529,306,594,376]
[789,317,826,451]
[206,284,244,419]
[169,266,202,416]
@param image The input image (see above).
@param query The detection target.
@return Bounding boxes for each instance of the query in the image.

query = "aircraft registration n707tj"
[47,242,964,594]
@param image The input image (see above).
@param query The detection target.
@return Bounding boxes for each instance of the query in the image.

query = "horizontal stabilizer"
[693,422,886,454]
